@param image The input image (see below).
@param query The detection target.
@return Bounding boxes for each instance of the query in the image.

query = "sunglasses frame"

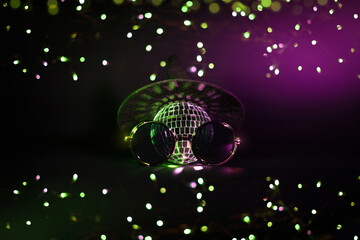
[125,121,240,166]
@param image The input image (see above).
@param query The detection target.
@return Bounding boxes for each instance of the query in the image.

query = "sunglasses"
[125,121,241,166]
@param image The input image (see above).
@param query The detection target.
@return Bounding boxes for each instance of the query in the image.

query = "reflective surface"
[130,122,175,165]
[192,123,236,165]
[153,101,211,164]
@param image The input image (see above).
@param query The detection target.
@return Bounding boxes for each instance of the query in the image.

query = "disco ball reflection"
[153,101,211,164]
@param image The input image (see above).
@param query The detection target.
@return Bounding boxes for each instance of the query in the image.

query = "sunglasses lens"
[131,122,175,165]
[192,123,235,165]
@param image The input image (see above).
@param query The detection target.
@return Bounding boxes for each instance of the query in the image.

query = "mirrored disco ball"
[153,101,211,164]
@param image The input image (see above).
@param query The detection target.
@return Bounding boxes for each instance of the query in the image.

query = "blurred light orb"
[146,45,152,51]
[201,22,208,29]
[156,28,164,34]
[209,2,220,14]
[113,0,124,4]
[184,20,191,26]
[10,0,21,9]
[317,0,328,6]
[243,31,250,39]
[190,66,197,72]
[198,69,204,77]
[151,0,162,6]
[261,0,272,8]
[270,1,281,12]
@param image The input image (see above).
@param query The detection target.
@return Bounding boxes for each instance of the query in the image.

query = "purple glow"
[189,66,197,73]
[193,166,204,171]
[173,167,184,175]
[189,182,197,188]
[197,83,205,91]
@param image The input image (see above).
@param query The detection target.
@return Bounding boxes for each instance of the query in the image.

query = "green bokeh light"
[146,203,152,210]
[201,225,208,232]
[243,31,250,38]
[261,0,272,7]
[10,0,21,9]
[160,187,166,194]
[201,22,208,29]
[60,192,69,198]
[150,173,156,181]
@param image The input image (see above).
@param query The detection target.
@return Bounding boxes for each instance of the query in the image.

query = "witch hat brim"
[117,79,245,137]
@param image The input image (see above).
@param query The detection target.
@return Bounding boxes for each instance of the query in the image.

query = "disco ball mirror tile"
[153,101,211,164]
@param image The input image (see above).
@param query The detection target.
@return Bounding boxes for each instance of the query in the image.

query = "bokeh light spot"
[146,203,152,210]
[317,0,328,6]
[270,1,281,12]
[113,0,124,4]
[200,22,208,29]
[261,0,272,8]
[10,0,21,9]
[145,45,152,51]
[156,28,163,34]
[243,31,250,39]
[184,20,192,26]
[156,220,164,227]
[150,73,156,81]
[201,225,208,232]
[209,2,220,14]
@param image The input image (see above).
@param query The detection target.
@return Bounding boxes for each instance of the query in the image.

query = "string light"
[2,1,359,239]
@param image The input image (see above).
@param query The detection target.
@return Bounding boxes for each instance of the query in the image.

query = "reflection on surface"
[2,155,358,240]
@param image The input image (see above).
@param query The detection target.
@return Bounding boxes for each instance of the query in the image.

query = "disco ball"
[153,101,211,164]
